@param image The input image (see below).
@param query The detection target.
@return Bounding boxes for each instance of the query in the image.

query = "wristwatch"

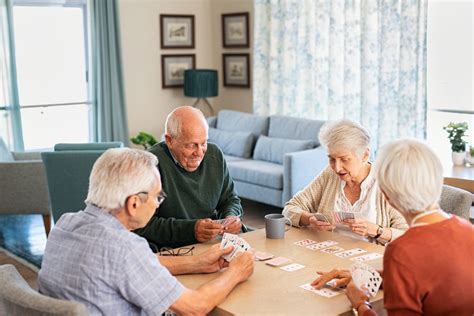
[372,225,384,239]
[352,301,373,316]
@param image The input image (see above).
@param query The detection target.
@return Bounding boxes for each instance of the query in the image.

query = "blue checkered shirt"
[38,204,184,315]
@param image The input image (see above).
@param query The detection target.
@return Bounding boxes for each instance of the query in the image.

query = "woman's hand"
[345,280,371,309]
[310,269,351,289]
[343,218,378,237]
[308,215,336,232]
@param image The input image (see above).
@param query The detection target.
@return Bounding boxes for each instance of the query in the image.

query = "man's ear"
[125,195,140,217]
[164,134,172,148]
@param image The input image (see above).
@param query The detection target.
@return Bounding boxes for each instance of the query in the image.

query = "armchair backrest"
[41,142,123,223]
[0,264,89,316]
[439,185,473,220]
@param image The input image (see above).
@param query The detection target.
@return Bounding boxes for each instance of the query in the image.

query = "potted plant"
[443,122,468,165]
[130,132,158,149]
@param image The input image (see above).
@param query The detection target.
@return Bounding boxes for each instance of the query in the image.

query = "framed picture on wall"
[160,14,195,49]
[161,54,196,88]
[223,53,250,88]
[222,12,249,48]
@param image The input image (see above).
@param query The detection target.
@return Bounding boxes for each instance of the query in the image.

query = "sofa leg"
[42,214,51,237]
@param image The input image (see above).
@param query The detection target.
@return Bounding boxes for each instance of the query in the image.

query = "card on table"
[320,246,345,254]
[294,239,316,246]
[299,283,341,298]
[265,256,292,267]
[306,240,338,251]
[254,251,274,261]
[335,248,367,258]
[280,263,305,272]
[350,252,383,263]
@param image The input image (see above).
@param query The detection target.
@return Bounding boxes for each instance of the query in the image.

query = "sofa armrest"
[207,116,217,128]
[0,161,50,214]
[12,151,42,161]
[282,147,328,205]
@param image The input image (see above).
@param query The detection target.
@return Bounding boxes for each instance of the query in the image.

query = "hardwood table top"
[177,227,386,315]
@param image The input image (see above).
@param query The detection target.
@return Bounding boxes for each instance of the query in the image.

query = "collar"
[85,203,127,231]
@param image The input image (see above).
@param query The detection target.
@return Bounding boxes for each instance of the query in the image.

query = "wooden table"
[177,228,386,315]
[443,164,474,193]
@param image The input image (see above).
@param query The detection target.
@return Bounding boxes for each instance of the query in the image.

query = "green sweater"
[135,141,243,248]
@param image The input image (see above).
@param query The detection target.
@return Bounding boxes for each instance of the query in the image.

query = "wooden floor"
[0,198,282,291]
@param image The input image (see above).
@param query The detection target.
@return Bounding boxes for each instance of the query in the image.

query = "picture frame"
[223,53,250,88]
[160,14,195,49]
[222,12,249,48]
[161,54,196,88]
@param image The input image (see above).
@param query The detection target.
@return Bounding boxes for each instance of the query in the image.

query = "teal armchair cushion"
[54,142,123,151]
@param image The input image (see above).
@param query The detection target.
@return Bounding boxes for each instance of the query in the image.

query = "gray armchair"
[439,185,473,220]
[0,264,89,316]
[0,138,51,236]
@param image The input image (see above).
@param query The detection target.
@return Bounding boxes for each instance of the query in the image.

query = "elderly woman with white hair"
[283,119,408,244]
[311,139,474,315]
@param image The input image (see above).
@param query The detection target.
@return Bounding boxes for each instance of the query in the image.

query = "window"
[12,0,90,150]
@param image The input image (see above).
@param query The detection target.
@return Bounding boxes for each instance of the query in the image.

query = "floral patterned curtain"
[253,0,427,150]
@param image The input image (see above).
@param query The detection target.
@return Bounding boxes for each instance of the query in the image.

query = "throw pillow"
[208,128,255,158]
[253,136,314,164]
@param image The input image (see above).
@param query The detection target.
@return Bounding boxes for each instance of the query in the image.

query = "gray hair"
[375,138,443,214]
[165,106,207,138]
[318,119,370,157]
[85,148,159,211]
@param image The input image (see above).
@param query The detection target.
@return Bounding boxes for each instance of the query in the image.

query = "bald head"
[165,106,207,139]
[164,106,209,172]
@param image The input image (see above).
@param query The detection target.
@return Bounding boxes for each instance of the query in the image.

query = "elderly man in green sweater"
[135,106,244,249]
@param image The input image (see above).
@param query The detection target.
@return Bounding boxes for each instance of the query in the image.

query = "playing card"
[294,239,316,246]
[299,283,341,298]
[280,263,305,272]
[265,256,292,267]
[213,219,227,225]
[254,251,274,261]
[313,213,330,223]
[332,211,356,223]
[335,248,367,258]
[350,262,382,297]
[350,252,383,263]
[320,246,345,254]
[221,233,250,262]
[306,240,338,251]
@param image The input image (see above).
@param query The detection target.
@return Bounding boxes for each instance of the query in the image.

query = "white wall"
[119,0,253,141]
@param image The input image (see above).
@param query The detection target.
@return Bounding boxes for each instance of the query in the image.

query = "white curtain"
[253,0,427,150]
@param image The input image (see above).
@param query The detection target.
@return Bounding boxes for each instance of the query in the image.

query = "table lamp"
[184,69,218,115]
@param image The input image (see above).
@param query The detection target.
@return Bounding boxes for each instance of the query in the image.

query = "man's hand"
[195,219,222,242]
[345,280,371,309]
[311,269,351,289]
[308,215,336,232]
[222,216,242,234]
[197,244,233,273]
[228,251,255,283]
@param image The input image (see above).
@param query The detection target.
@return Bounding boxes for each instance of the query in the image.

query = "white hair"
[85,148,159,211]
[318,119,370,157]
[375,138,443,214]
[165,106,207,138]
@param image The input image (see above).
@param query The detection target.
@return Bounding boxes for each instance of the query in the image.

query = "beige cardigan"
[282,166,409,240]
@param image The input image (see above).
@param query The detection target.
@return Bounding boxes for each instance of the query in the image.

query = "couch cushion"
[0,138,14,162]
[217,110,269,137]
[227,159,283,190]
[268,115,325,146]
[224,154,247,163]
[253,136,314,164]
[208,128,254,158]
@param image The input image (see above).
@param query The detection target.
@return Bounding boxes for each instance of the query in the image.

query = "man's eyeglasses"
[159,246,194,256]
[135,190,167,205]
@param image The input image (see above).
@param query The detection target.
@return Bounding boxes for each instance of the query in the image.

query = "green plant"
[130,132,158,149]
[443,122,468,152]
[470,146,474,157]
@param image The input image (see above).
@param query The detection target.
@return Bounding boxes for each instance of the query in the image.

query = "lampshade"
[184,69,218,98]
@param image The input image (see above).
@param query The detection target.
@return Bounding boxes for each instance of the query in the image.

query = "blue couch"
[207,110,328,207]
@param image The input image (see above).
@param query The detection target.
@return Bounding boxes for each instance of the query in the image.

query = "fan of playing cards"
[350,262,382,297]
[220,233,251,262]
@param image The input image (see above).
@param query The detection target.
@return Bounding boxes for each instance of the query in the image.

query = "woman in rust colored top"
[312,139,474,316]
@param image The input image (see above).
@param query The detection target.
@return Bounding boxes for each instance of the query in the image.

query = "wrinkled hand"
[228,251,255,283]
[308,215,336,232]
[222,216,242,234]
[346,280,371,309]
[195,219,222,242]
[343,218,377,237]
[198,244,233,273]
[311,269,351,289]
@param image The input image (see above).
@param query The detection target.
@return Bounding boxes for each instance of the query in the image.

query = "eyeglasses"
[159,246,194,256]
[136,190,167,205]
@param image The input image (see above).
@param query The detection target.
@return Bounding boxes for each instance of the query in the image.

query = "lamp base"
[191,98,215,116]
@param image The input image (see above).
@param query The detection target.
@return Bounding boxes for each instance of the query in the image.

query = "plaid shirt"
[39,204,184,315]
